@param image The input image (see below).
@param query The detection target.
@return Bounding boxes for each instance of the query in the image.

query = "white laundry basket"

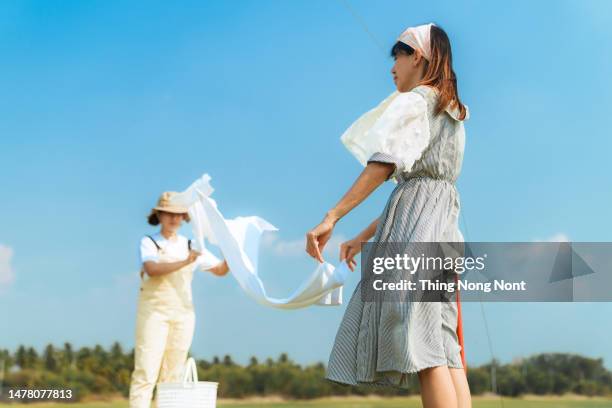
[156,357,218,408]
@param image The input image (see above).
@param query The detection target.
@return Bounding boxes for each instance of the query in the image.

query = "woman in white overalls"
[129,191,229,408]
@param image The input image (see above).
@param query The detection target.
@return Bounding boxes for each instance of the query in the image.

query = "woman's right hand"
[186,250,201,264]
[340,237,362,272]
[306,217,337,263]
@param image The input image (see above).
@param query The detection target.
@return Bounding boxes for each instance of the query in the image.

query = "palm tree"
[15,345,26,369]
[43,344,58,372]
[63,342,75,369]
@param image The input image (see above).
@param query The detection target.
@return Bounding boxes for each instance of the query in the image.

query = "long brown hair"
[391,25,467,120]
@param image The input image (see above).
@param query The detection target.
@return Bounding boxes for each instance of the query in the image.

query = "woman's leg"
[417,366,458,408]
[449,367,472,408]
[158,309,196,383]
[129,307,171,408]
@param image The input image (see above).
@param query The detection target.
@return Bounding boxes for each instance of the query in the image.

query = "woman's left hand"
[209,260,229,277]
[306,217,336,263]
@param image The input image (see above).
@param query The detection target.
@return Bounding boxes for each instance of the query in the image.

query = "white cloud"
[0,244,15,292]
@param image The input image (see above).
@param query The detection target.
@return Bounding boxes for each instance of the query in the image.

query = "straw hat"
[149,191,190,221]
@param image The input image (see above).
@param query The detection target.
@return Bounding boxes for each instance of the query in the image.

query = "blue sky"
[1,0,611,369]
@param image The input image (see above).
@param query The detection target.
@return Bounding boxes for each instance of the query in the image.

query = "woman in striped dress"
[306,23,471,408]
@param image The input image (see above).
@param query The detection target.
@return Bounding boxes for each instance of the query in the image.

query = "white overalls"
[129,235,196,408]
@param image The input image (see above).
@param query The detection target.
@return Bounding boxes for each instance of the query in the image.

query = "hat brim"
[153,206,189,214]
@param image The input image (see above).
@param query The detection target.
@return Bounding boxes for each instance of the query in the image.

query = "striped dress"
[327,85,468,388]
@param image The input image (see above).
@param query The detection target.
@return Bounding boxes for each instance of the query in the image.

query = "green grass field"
[1,396,611,408]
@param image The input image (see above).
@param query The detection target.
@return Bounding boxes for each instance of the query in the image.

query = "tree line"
[0,343,611,401]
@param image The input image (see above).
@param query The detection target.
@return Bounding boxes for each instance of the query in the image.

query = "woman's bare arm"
[358,218,380,241]
[325,162,394,224]
[306,162,394,262]
[339,217,380,271]
[143,250,200,277]
[143,260,190,277]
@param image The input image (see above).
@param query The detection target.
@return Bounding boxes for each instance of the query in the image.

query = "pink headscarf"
[397,23,436,61]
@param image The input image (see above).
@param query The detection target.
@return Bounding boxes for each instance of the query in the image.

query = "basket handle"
[182,357,198,384]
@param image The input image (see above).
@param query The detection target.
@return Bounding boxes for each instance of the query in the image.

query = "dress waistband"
[397,174,455,185]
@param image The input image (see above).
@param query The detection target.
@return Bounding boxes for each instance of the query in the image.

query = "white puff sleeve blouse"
[340,90,431,182]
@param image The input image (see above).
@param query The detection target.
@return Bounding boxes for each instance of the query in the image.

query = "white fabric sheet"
[171,174,350,310]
